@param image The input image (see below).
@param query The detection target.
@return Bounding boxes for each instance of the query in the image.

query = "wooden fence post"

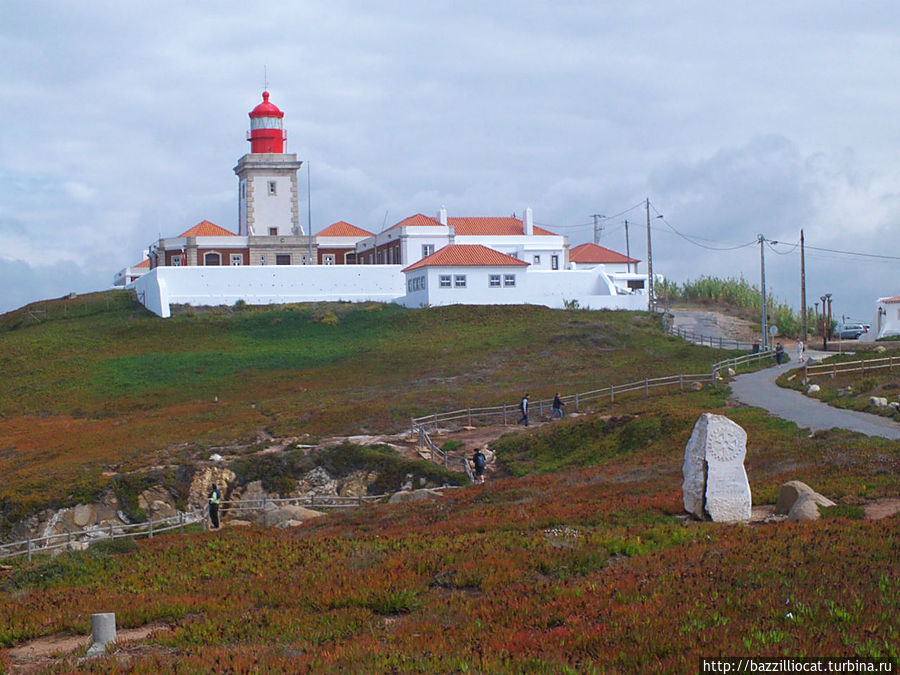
[503,403,507,425]
[27,537,32,562]
[644,378,649,397]
[148,518,153,539]
[574,393,579,412]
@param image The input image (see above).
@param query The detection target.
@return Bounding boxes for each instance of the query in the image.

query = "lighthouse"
[234,91,305,241]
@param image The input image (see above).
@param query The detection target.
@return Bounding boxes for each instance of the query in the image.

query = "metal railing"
[666,325,761,351]
[803,355,898,379]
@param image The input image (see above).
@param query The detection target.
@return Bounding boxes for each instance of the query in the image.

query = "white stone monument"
[682,413,752,522]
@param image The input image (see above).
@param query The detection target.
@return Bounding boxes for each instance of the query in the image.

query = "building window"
[204,252,221,266]
[345,253,355,264]
[533,255,541,265]
[503,274,516,287]
[551,255,559,270]
[422,244,434,258]
[439,275,452,288]
[268,227,277,236]
[276,254,291,265]
[230,254,243,266]
[268,181,277,196]
[454,274,467,288]
[171,255,182,267]
[489,274,501,288]
[407,276,426,292]
[627,279,645,290]
[323,254,335,265]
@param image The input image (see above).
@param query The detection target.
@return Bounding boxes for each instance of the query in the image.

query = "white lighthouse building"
[234,91,305,238]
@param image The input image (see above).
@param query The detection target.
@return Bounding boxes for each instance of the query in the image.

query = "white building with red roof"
[119,90,649,317]
[355,207,567,271]
[315,221,374,265]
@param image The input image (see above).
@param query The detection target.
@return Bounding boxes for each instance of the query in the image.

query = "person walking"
[550,392,565,420]
[471,447,486,484]
[517,393,530,426]
[775,342,785,365]
[208,484,221,530]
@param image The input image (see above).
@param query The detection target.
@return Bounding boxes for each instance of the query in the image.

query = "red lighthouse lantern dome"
[248,91,286,153]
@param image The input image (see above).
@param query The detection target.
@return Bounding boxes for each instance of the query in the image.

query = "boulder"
[189,467,236,510]
[257,504,324,528]
[775,480,836,515]
[869,396,888,407]
[73,504,97,527]
[807,384,820,394]
[388,488,444,504]
[682,413,751,522]
[787,493,821,522]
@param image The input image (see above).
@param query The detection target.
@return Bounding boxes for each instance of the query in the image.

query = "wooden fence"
[0,494,394,562]
[803,355,898,379]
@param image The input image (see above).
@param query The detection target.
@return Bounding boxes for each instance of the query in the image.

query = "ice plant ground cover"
[0,292,725,522]
[0,293,897,671]
[1,391,898,671]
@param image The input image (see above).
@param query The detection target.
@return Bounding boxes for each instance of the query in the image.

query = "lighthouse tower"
[234,91,305,239]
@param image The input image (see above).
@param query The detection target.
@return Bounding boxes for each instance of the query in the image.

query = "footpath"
[730,352,900,440]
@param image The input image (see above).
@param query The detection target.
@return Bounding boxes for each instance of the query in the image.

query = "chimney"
[438,206,448,225]
[524,207,534,235]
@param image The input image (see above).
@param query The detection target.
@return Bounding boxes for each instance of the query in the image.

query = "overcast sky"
[2,1,899,322]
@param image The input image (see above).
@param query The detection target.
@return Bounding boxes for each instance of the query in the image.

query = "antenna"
[264,65,269,92]
[381,211,389,232]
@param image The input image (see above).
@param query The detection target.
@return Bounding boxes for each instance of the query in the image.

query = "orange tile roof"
[178,220,236,237]
[316,221,374,237]
[386,213,443,231]
[403,244,530,272]
[134,258,150,268]
[569,242,639,264]
[448,216,557,236]
[880,295,900,303]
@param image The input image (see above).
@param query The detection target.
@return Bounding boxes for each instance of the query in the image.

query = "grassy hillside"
[0,292,724,516]
[1,294,897,671]
[1,392,897,671]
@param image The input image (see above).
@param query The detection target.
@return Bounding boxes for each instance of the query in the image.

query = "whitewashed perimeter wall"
[134,265,648,318]
[135,266,405,318]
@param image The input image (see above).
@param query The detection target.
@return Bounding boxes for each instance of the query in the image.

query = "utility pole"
[645,199,654,313]
[759,234,768,349]
[624,220,631,272]
[800,229,807,341]
[591,214,605,244]
[307,162,314,264]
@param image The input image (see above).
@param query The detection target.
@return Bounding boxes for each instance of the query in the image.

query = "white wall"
[134,263,650,317]
[135,265,405,318]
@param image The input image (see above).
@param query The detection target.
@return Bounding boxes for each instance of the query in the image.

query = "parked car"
[835,323,866,339]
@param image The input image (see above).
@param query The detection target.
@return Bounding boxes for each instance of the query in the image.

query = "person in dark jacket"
[550,392,565,420]
[471,448,486,484]
[517,393,530,426]
[208,484,221,529]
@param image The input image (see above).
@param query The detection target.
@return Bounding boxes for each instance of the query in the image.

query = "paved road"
[730,356,900,439]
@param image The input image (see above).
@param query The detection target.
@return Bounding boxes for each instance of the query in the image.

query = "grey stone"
[388,488,444,504]
[775,480,836,515]
[682,413,751,522]
[869,396,888,407]
[73,504,96,527]
[787,493,821,522]
[807,384,820,394]
[257,504,324,527]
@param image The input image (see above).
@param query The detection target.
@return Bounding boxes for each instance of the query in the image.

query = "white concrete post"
[86,612,116,656]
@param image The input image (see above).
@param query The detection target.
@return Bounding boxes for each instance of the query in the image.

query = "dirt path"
[6,622,170,673]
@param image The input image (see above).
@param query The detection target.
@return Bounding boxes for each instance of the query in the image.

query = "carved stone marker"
[682,413,751,522]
